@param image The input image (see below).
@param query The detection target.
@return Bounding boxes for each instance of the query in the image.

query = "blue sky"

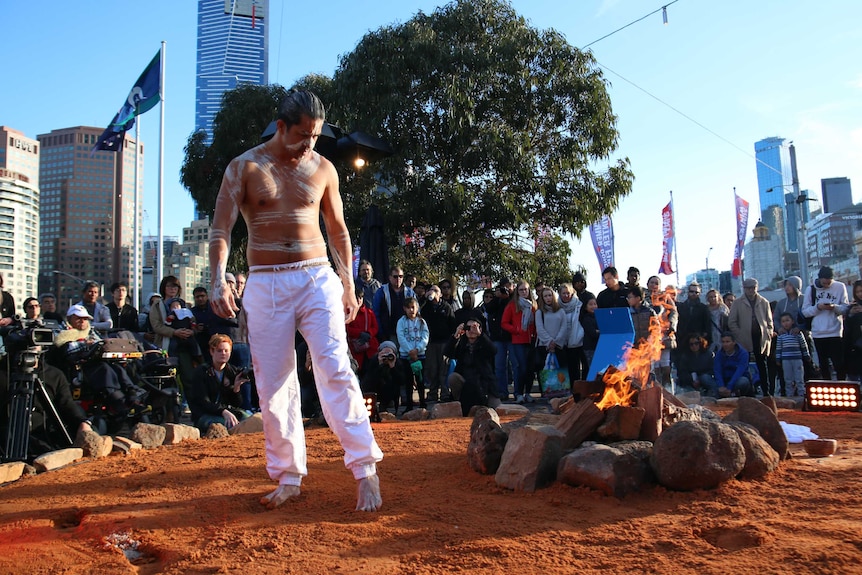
[2,0,860,286]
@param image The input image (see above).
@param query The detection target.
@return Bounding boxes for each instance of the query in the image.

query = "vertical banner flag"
[658,202,675,274]
[589,215,615,275]
[92,51,162,153]
[731,192,750,277]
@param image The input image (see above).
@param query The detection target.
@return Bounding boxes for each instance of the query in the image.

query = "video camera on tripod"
[2,318,71,462]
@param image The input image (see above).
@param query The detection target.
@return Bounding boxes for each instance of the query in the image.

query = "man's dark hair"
[109,281,128,293]
[628,267,640,276]
[193,286,208,296]
[721,331,736,341]
[602,266,618,278]
[628,286,644,299]
[277,90,325,127]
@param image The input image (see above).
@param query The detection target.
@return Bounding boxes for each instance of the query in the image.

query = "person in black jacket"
[444,317,497,415]
[187,334,251,432]
[676,334,717,395]
[485,280,513,402]
[106,282,139,333]
[421,285,455,402]
[580,298,599,374]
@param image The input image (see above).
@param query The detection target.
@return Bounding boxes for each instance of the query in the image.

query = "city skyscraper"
[754,137,793,247]
[36,127,142,307]
[0,126,40,307]
[195,0,269,143]
[821,177,853,214]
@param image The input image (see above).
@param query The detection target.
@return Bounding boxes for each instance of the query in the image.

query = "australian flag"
[92,51,161,153]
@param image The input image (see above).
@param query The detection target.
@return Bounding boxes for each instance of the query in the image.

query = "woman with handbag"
[535,287,569,400]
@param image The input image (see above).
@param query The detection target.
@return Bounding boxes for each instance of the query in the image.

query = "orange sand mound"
[1,408,861,575]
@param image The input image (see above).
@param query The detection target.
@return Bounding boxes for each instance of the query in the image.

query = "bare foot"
[260,484,301,509]
[356,474,382,512]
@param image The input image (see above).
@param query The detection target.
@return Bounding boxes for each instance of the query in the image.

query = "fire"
[595,287,675,410]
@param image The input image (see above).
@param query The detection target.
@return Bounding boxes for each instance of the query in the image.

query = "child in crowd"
[396,297,429,409]
[165,298,203,363]
[775,312,811,397]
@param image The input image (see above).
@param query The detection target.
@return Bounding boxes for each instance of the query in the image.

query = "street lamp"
[705,247,713,291]
[766,185,816,283]
[51,270,86,285]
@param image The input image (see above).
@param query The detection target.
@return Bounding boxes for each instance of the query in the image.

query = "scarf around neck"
[517,297,535,331]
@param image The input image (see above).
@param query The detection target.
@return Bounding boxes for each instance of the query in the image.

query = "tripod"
[2,353,73,463]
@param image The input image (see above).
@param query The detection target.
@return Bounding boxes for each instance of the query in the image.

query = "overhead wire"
[581,0,785,179]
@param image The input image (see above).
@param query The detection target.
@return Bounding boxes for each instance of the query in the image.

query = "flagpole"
[134,119,141,309]
[157,41,166,288]
[670,190,679,287]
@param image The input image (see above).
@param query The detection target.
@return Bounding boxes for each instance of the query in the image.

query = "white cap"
[66,304,93,319]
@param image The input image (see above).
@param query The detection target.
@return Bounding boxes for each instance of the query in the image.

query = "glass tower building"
[195,0,269,143]
[754,136,793,250]
[36,127,142,308]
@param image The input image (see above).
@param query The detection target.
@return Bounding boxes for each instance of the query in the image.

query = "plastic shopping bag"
[539,352,571,399]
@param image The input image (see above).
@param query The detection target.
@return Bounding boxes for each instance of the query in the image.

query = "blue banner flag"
[92,51,161,153]
[589,215,615,276]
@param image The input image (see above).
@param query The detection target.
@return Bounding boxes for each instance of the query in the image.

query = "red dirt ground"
[1,407,861,575]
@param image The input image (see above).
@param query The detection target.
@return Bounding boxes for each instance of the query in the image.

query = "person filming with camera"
[360,341,413,415]
[444,318,497,416]
[1,321,95,459]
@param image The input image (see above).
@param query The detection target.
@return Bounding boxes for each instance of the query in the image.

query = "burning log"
[597,405,646,441]
[637,385,664,442]
[571,378,605,403]
[555,399,604,450]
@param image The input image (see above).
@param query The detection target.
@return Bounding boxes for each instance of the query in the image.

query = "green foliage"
[178,0,633,282]
[330,0,633,282]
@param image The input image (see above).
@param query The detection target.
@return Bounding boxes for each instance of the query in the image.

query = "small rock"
[377,411,397,422]
[33,448,84,472]
[467,418,508,475]
[716,397,740,407]
[0,461,25,483]
[131,422,167,448]
[431,402,463,419]
[163,423,201,444]
[401,408,429,421]
[650,420,745,491]
[204,423,230,439]
[803,438,838,457]
[662,403,702,428]
[495,424,563,492]
[494,404,530,416]
[558,443,653,497]
[113,436,143,451]
[230,413,265,434]
[722,397,790,460]
[75,429,113,458]
[470,406,501,435]
[726,422,780,479]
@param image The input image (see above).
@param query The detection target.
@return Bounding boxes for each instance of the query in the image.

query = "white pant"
[245,263,383,486]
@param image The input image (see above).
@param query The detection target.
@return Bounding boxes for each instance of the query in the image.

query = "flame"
[595,287,675,410]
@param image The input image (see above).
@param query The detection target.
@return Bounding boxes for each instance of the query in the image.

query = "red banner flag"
[658,202,675,275]
[731,192,750,277]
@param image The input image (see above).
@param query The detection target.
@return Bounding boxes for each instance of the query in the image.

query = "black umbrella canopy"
[359,204,390,285]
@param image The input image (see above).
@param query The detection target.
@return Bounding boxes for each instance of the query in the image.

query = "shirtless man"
[209,91,383,512]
